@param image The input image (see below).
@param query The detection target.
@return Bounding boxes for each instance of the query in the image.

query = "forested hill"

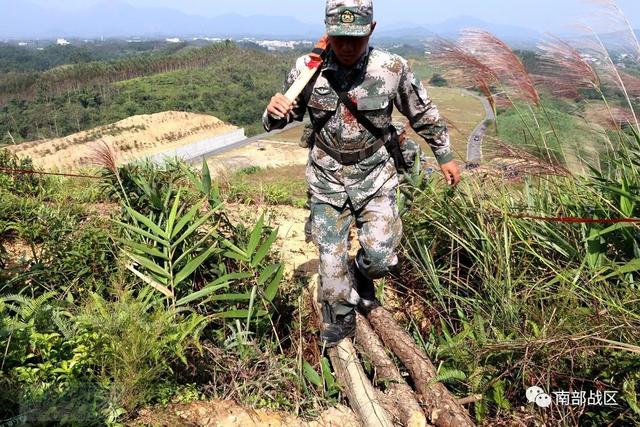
[0,42,296,143]
[0,41,186,73]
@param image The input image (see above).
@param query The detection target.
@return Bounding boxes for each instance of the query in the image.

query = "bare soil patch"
[225,203,316,279]
[132,400,357,427]
[3,238,37,271]
[207,141,308,178]
[7,111,238,172]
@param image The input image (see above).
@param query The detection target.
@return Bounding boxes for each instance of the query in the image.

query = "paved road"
[463,89,495,165]
[189,121,306,164]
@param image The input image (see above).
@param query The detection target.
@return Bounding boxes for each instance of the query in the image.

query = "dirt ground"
[132,400,358,427]
[207,141,308,178]
[7,111,238,172]
[224,203,359,280]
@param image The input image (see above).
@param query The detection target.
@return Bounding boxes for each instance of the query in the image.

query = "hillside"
[2,15,640,426]
[0,43,293,144]
[6,111,237,171]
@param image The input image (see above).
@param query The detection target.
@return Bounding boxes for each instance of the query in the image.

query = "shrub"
[0,287,207,423]
[76,288,207,412]
[429,73,448,87]
[0,190,117,299]
[236,165,262,176]
[401,150,639,424]
[0,150,47,196]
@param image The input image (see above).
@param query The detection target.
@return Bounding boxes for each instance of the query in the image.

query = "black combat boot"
[352,260,381,316]
[320,303,356,348]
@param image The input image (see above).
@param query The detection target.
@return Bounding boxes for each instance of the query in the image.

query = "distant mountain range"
[1,0,637,50]
[377,15,543,45]
[2,0,324,39]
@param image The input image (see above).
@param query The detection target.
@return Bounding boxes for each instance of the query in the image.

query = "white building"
[253,39,312,51]
[56,38,70,46]
[166,38,182,43]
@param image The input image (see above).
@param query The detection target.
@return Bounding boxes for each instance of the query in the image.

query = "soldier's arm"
[263,60,308,132]
[394,58,454,165]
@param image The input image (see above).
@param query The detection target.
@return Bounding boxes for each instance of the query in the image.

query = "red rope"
[2,167,639,224]
[0,167,102,180]
[509,214,640,224]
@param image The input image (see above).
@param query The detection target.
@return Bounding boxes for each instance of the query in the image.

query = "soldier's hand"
[267,93,296,119]
[440,160,461,187]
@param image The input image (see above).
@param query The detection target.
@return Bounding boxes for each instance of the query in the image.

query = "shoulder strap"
[325,72,409,171]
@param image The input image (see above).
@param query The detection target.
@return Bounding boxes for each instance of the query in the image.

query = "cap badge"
[340,10,355,24]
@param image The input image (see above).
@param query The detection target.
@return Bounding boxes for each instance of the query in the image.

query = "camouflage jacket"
[263,46,452,210]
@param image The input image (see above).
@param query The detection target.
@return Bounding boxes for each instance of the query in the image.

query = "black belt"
[314,137,386,166]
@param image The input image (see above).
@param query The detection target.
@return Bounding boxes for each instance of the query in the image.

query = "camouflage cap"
[325,0,373,37]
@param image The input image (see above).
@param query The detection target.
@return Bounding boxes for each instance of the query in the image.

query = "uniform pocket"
[355,94,392,129]
[308,90,339,112]
[357,95,390,111]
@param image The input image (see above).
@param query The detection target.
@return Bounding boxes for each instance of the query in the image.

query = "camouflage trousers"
[310,187,403,314]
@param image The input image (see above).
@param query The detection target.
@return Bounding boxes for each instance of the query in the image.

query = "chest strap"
[310,71,408,170]
[308,65,374,165]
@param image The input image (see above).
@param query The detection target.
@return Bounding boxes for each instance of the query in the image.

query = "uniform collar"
[323,45,372,74]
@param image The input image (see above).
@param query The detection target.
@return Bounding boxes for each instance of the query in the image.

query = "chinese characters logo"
[526,386,618,408]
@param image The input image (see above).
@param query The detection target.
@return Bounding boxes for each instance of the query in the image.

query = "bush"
[0,189,117,299]
[0,150,47,196]
[76,289,206,412]
[0,287,207,423]
[429,73,448,87]
[400,135,640,424]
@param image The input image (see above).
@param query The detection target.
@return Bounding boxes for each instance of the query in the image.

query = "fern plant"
[1,291,57,332]
[115,189,284,327]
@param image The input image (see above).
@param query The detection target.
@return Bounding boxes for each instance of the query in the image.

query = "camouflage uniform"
[263,1,452,316]
[302,122,424,243]
[393,122,429,172]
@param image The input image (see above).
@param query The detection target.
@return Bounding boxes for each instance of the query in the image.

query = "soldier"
[263,0,461,347]
[303,121,424,243]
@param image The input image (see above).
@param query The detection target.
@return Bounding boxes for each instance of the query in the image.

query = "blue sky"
[31,0,640,33]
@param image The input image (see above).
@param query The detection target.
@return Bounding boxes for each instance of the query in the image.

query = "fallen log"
[366,306,475,427]
[310,276,393,427]
[355,312,430,427]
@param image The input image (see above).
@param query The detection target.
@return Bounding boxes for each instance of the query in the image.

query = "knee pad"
[356,250,391,280]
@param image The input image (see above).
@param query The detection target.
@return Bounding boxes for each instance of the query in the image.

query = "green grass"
[394,86,486,160]
[408,56,445,82]
[399,167,639,424]
[494,98,609,170]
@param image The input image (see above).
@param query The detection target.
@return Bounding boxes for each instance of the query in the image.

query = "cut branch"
[366,306,475,427]
[310,276,393,427]
[355,312,430,427]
